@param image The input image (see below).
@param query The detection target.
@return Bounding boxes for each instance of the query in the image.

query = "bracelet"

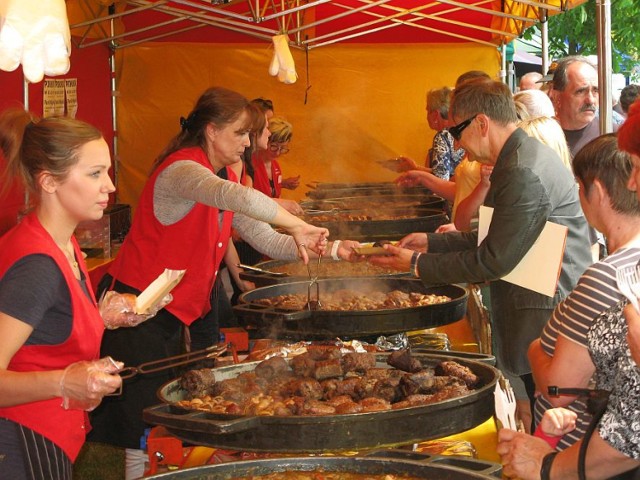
[540,451,558,480]
[330,240,342,261]
[410,251,421,277]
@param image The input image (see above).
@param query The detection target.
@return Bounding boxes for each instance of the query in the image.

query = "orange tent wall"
[115,42,500,209]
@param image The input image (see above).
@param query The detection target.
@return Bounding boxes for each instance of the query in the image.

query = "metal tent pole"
[109,3,120,199]
[541,11,549,74]
[596,0,613,134]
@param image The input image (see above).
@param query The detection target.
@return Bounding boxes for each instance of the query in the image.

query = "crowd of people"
[1,55,640,480]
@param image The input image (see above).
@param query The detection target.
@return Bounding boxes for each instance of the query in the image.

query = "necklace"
[57,242,79,270]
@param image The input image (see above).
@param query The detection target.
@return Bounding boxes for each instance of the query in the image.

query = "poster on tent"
[43,79,66,117]
[65,79,78,118]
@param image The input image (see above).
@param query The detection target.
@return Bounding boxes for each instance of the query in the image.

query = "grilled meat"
[179,368,217,397]
[313,358,344,380]
[341,352,377,374]
[254,356,290,380]
[387,348,423,373]
[176,354,480,417]
[435,360,479,387]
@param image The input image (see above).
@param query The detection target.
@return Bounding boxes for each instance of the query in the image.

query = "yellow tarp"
[114,42,500,208]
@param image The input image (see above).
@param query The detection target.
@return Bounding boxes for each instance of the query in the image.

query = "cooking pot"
[238,258,408,287]
[145,451,501,479]
[303,209,447,240]
[232,278,468,339]
[143,353,498,453]
[300,194,446,212]
[306,184,432,200]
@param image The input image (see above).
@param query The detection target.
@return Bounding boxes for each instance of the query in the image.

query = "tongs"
[109,343,232,394]
[237,263,289,277]
[299,244,322,310]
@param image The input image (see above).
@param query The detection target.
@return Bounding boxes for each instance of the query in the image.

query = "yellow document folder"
[477,206,567,297]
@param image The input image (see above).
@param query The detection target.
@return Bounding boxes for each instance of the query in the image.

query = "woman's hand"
[480,164,493,184]
[395,170,432,188]
[281,175,301,190]
[276,198,304,216]
[393,156,418,172]
[59,357,123,411]
[398,232,428,253]
[99,291,172,329]
[290,223,329,263]
[539,407,577,437]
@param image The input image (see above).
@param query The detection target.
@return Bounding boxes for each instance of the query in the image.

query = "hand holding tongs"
[109,343,230,395]
[299,244,322,310]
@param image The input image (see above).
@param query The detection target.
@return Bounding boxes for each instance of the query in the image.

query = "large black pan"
[307,210,448,241]
[239,258,409,287]
[300,194,446,212]
[306,184,432,200]
[145,452,501,479]
[232,278,468,339]
[143,353,498,453]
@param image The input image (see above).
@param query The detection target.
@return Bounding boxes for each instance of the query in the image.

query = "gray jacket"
[417,128,592,375]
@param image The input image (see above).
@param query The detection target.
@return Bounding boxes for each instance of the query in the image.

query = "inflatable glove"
[269,34,297,84]
[0,0,71,83]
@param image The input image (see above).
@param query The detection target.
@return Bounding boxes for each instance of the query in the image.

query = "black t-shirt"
[0,254,90,345]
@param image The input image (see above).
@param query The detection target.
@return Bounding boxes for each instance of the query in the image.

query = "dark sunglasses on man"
[449,114,478,141]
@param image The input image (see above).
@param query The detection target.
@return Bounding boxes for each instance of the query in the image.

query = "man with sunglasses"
[372,78,593,411]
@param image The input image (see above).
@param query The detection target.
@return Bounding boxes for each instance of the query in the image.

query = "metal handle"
[118,343,229,380]
[236,263,289,277]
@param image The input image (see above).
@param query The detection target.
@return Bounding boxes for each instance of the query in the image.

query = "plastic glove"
[270,34,297,84]
[0,0,71,83]
[59,357,123,411]
[99,290,172,329]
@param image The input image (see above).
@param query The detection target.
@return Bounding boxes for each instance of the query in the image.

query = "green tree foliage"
[522,0,639,74]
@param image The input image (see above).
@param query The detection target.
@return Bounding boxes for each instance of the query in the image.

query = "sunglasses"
[449,114,478,141]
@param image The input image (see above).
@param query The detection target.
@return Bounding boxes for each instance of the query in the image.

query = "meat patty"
[254,356,290,380]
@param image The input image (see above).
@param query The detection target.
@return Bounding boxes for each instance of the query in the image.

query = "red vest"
[0,213,103,461]
[108,147,235,325]
[252,152,282,198]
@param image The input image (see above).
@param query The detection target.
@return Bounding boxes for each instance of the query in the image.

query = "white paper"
[65,78,77,118]
[43,78,65,117]
[135,268,186,314]
[478,206,567,297]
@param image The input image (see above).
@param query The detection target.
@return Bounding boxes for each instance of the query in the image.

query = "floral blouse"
[428,130,465,180]
[587,300,640,459]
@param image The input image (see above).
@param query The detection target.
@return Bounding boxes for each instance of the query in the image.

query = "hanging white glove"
[270,34,297,84]
[0,0,71,83]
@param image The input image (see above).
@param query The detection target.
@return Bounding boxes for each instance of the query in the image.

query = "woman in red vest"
[88,87,328,479]
[252,116,302,215]
[0,110,127,479]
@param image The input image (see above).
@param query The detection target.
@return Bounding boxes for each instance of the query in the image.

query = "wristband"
[330,240,342,261]
[410,251,421,277]
[540,451,558,480]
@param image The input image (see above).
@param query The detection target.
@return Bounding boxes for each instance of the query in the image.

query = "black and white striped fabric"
[0,419,72,480]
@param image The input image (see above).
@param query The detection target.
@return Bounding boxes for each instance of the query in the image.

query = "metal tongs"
[237,263,289,277]
[109,343,231,395]
[299,244,322,310]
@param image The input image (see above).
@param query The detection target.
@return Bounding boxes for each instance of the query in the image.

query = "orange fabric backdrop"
[114,42,500,209]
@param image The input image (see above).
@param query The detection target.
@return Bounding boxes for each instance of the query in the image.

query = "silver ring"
[299,243,305,247]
